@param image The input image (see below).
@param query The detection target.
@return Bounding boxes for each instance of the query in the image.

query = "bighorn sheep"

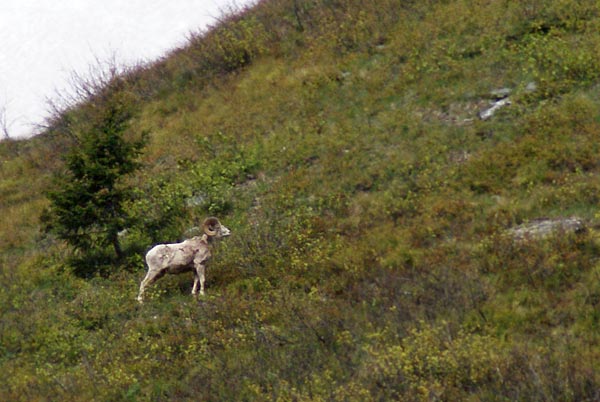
[137,217,231,303]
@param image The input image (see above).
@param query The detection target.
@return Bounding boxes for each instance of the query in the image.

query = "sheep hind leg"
[137,270,164,303]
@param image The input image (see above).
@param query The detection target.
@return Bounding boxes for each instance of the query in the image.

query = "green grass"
[2,0,600,400]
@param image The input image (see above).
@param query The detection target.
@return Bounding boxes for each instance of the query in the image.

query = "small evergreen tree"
[42,95,146,261]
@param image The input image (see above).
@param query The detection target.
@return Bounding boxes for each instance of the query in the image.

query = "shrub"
[358,321,505,400]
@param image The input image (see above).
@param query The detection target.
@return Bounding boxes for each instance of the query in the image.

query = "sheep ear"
[203,217,220,236]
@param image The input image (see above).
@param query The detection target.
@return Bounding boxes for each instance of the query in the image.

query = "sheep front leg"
[193,263,206,296]
[191,271,200,296]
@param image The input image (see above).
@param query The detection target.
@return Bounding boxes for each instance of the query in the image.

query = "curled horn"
[203,217,221,236]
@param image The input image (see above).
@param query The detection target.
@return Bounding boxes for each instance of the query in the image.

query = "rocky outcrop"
[479,97,511,120]
[508,217,586,241]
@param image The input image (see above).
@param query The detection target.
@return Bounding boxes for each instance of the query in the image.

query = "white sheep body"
[146,236,211,275]
[137,218,230,303]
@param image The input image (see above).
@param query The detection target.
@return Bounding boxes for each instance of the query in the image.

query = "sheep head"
[203,217,231,238]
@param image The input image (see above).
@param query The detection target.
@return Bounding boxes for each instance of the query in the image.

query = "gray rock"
[525,81,538,92]
[479,97,511,120]
[185,193,206,207]
[508,217,586,241]
[490,87,512,99]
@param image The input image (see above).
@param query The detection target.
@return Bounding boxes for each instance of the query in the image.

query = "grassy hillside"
[2,0,600,400]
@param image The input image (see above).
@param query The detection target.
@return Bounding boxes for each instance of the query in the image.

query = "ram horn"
[203,217,221,236]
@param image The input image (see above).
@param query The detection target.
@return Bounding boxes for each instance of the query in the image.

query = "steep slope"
[1,0,600,400]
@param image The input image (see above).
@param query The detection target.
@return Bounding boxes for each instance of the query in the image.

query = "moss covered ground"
[1,1,600,400]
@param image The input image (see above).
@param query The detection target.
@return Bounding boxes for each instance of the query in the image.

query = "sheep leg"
[137,269,164,303]
[193,264,206,296]
[191,272,200,296]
